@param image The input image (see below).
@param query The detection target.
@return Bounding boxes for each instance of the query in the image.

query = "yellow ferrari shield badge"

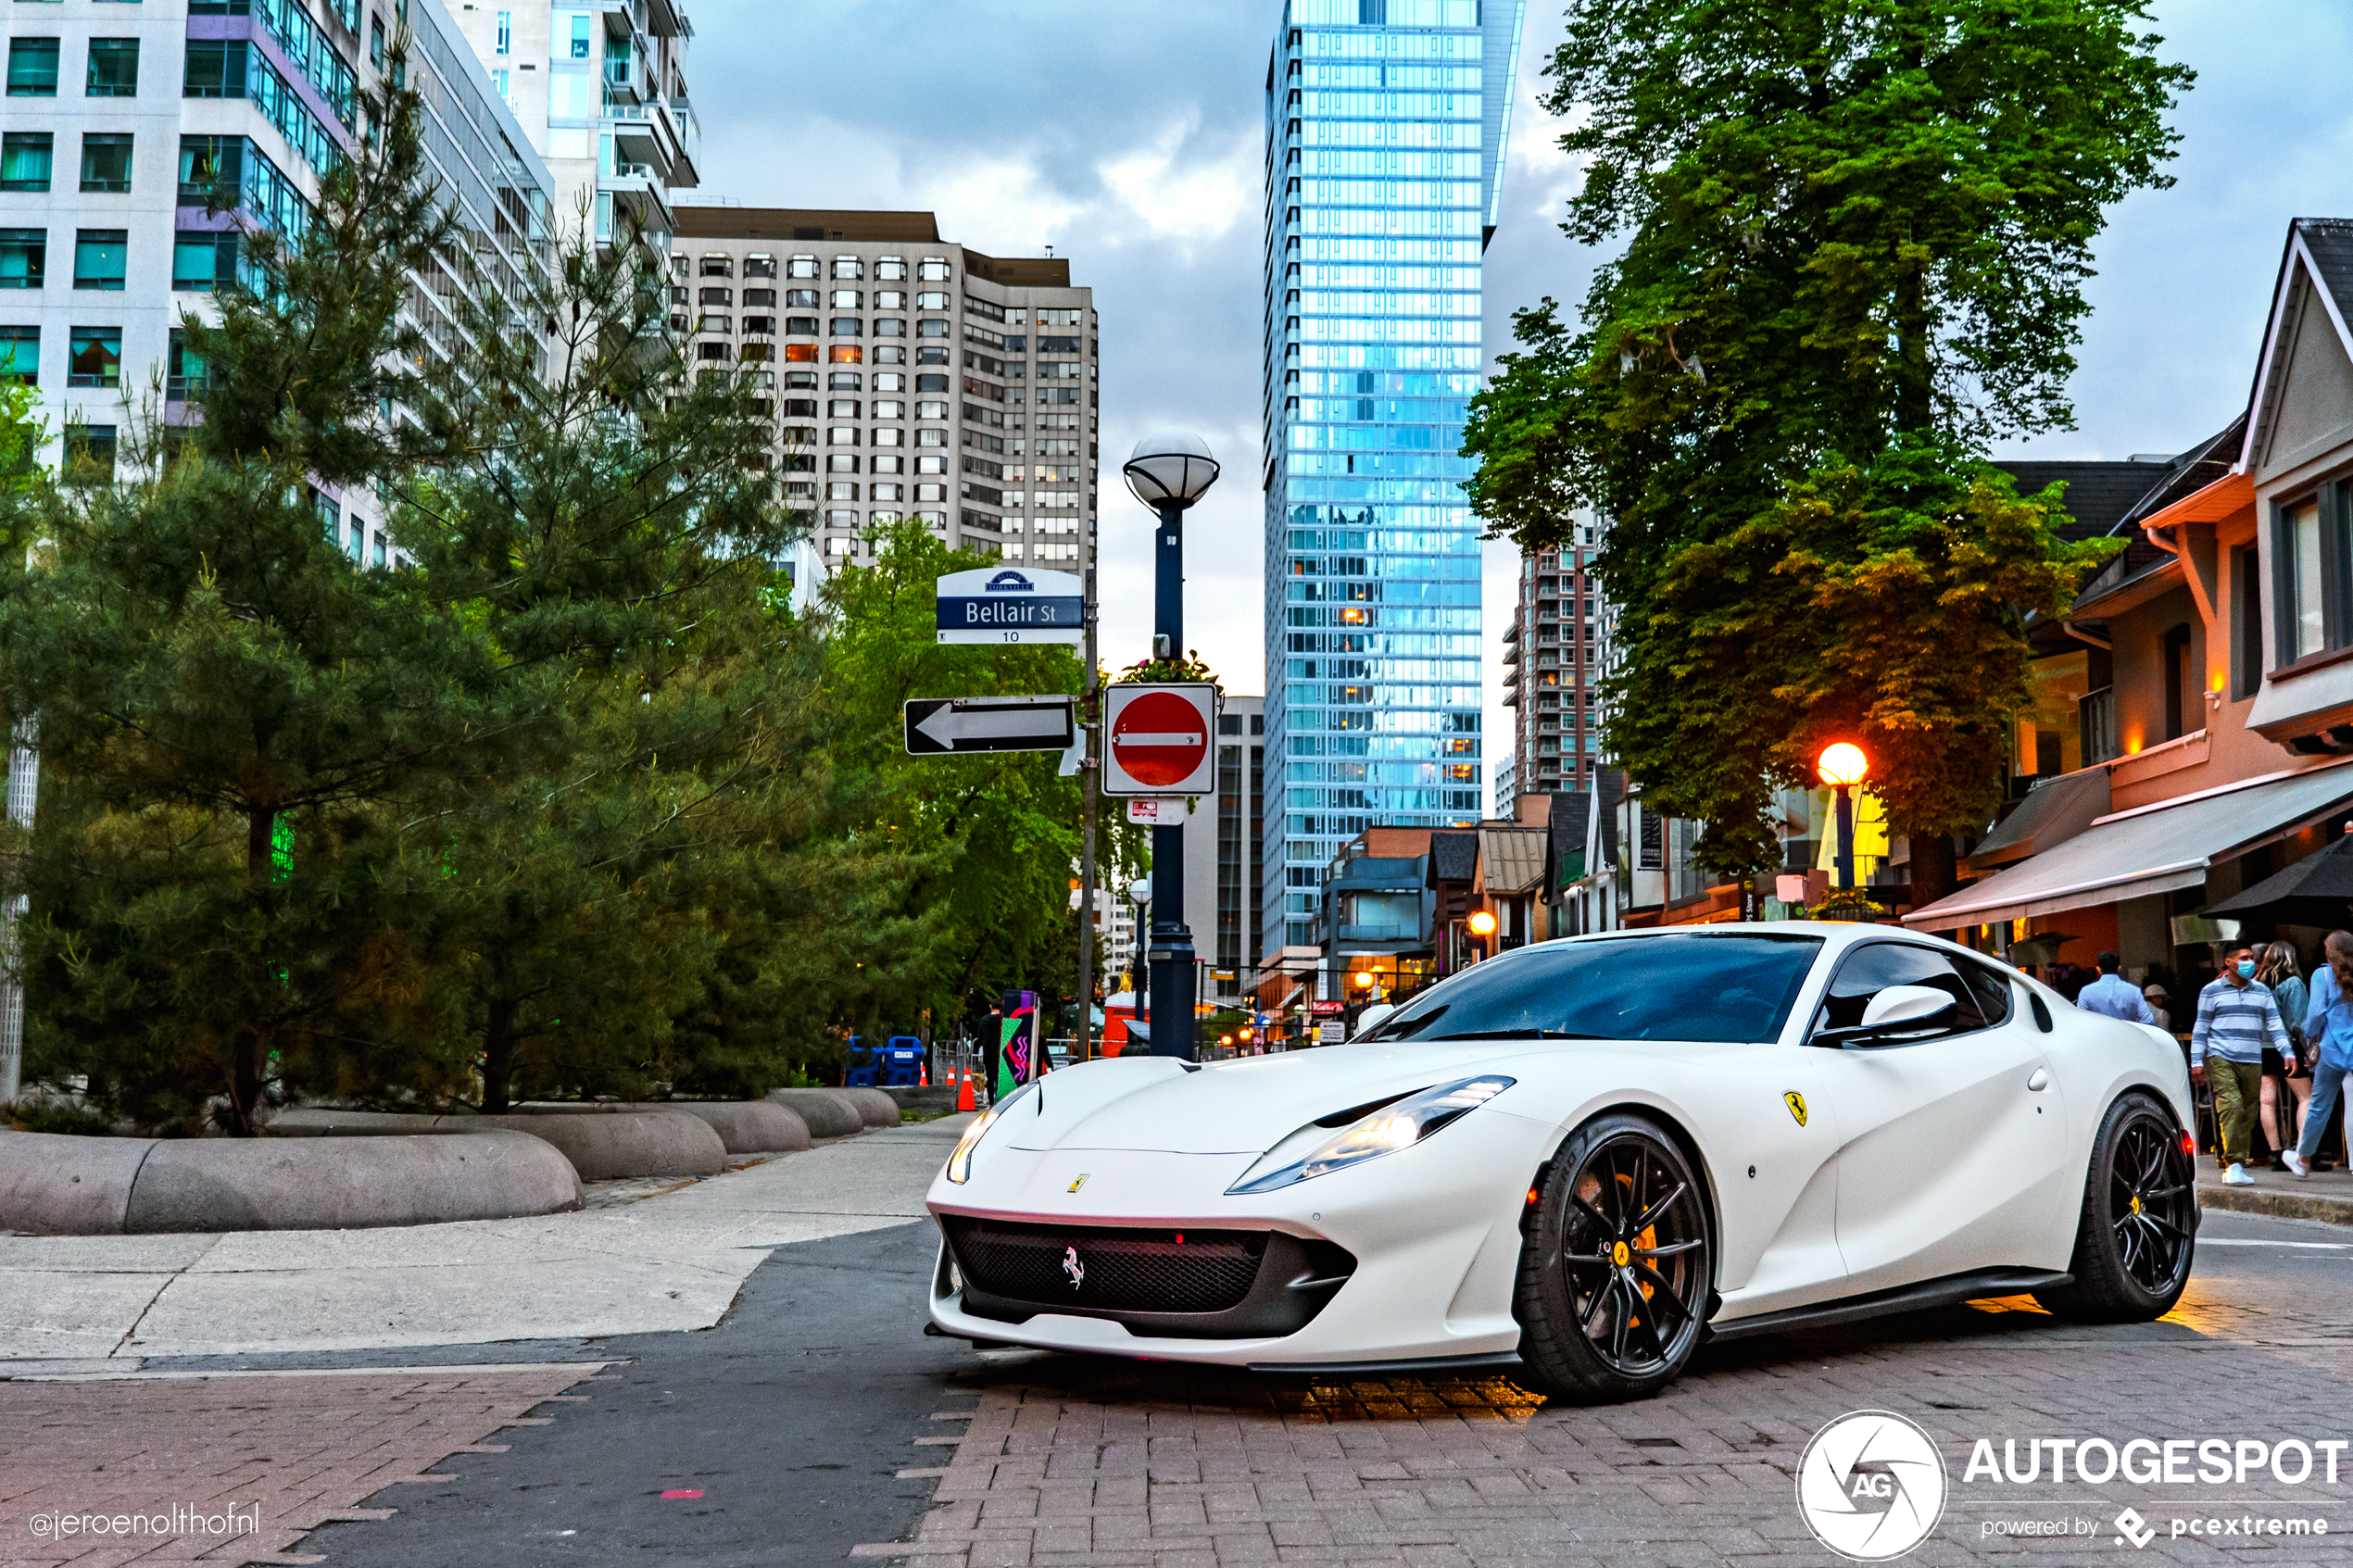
[1783,1091,1807,1127]
[1067,1173,1090,1193]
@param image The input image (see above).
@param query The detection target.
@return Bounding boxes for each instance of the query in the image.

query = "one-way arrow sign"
[903,696,1076,757]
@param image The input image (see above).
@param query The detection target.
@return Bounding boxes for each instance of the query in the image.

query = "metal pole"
[1076,564,1099,1064]
[1148,500,1196,1060]
[1835,784,1856,892]
[0,724,33,1104]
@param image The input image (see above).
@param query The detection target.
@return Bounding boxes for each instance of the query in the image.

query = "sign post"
[1101,682,1215,1060]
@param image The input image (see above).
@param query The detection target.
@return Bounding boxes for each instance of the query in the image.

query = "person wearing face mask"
[2190,944,2289,1185]
[2284,930,2353,1178]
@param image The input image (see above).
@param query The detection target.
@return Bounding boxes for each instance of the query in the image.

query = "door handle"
[2027,1067,2050,1092]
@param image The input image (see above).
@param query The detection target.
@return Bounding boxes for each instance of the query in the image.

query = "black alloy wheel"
[1513,1112,1712,1401]
[2036,1092,2196,1323]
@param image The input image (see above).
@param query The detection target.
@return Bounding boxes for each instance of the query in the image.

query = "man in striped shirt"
[2191,945,2289,1186]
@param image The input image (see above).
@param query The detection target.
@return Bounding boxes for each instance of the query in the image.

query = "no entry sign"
[1102,684,1217,796]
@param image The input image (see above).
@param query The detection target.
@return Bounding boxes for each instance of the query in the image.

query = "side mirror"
[1813,985,1958,1047]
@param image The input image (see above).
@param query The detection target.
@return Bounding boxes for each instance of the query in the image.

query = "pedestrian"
[2259,941,2310,1171]
[2190,943,2289,1185]
[2143,985,2172,1034]
[2284,931,2353,1178]
[2076,951,2158,1024]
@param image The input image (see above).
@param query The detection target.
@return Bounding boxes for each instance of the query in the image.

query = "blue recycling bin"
[881,1035,925,1086]
[843,1035,881,1087]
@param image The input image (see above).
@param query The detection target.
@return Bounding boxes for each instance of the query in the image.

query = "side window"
[1813,943,1989,1038]
[1958,960,2015,1026]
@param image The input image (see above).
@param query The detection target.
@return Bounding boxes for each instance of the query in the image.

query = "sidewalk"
[2196,1160,2353,1226]
[0,1115,967,1365]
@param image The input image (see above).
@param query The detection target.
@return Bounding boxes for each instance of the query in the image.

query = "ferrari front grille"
[941,1217,1266,1313]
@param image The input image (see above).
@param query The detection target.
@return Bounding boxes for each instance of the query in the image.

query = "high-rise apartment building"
[1258,0,1525,957]
[447,0,695,250]
[1189,695,1264,1009]
[1501,514,1609,797]
[1,0,551,569]
[671,207,1099,570]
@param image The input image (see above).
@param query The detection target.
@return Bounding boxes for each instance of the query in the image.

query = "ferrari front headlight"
[945,1081,1035,1184]
[1225,1075,1514,1195]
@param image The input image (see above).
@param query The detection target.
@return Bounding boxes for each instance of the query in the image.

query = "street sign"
[935,567,1083,645]
[1124,798,1183,825]
[903,695,1076,756]
[1102,684,1216,796]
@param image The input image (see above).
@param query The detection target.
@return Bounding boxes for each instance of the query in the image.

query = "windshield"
[1361,934,1824,1045]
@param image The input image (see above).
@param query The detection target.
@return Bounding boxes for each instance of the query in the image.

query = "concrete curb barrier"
[764,1088,863,1139]
[884,1085,960,1113]
[840,1087,902,1128]
[2196,1173,2353,1227]
[0,1127,582,1236]
[510,1100,811,1154]
[124,1133,582,1233]
[271,1109,727,1181]
[0,1129,156,1235]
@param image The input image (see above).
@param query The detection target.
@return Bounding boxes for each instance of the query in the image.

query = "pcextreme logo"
[1797,1411,1948,1561]
[1784,1091,1808,1127]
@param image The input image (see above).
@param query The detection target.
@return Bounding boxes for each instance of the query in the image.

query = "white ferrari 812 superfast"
[925,923,2196,1400]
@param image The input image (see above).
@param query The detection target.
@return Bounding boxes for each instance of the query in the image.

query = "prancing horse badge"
[1784,1091,1808,1127]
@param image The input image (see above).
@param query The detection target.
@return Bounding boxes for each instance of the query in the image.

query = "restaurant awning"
[1965,767,2111,872]
[1904,759,2353,931]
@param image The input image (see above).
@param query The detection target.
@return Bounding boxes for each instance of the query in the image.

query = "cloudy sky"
[687,0,2353,770]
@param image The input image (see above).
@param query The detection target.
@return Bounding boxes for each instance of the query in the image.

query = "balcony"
[1337,923,1419,944]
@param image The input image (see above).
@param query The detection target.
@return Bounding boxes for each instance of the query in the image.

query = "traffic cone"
[956,1068,975,1112]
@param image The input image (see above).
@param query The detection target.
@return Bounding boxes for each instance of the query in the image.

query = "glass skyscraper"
[1259,0,1526,957]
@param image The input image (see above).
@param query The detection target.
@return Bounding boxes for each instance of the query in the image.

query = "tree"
[0,65,493,1134]
[384,204,821,1111]
[1464,0,2184,894]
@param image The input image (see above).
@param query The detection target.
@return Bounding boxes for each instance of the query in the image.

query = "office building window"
[80,132,132,193]
[178,134,242,200]
[172,232,239,291]
[495,9,511,53]
[73,230,127,290]
[568,12,590,57]
[68,326,121,387]
[0,230,44,289]
[0,133,54,192]
[86,39,139,96]
[0,326,36,386]
[64,423,117,483]
[167,325,206,400]
[7,38,60,97]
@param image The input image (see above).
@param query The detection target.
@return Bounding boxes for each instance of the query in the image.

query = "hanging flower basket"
[1807,891,1887,923]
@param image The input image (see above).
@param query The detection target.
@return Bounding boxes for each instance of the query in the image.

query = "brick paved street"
[0,1364,601,1566]
[864,1216,2353,1568]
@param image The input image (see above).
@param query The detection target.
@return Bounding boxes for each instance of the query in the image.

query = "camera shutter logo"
[1795,1411,1947,1561]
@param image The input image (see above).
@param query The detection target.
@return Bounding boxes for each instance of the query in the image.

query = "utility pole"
[1076,563,1099,1063]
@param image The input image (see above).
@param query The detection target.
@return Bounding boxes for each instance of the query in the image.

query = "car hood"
[1001,1045,1541,1155]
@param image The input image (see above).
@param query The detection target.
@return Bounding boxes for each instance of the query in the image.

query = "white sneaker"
[2284,1149,2311,1178]
[2223,1163,2256,1186]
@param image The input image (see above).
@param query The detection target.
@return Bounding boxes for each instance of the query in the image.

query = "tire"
[1513,1112,1713,1402]
[2034,1092,2196,1323]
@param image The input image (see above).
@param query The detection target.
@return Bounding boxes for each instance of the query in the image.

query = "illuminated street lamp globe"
[1817,743,1870,789]
[1466,910,1498,938]
[1122,430,1220,512]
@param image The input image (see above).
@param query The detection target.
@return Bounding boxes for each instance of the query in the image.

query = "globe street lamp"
[1817,743,1870,892]
[1466,908,1498,963]
[1122,430,1219,1060]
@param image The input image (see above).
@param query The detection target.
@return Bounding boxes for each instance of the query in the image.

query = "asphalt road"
[301,1220,968,1568]
[291,1206,2353,1566]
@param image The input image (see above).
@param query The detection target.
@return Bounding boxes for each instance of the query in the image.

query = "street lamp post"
[1126,875,1151,1047]
[1121,430,1220,1061]
[1466,909,1497,963]
[1817,743,1870,892]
